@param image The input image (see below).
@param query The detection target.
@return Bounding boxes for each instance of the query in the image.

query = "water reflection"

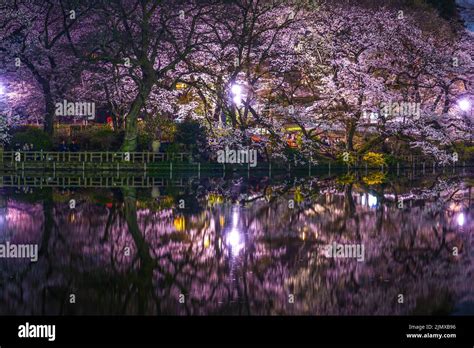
[0,172,472,315]
[226,208,244,256]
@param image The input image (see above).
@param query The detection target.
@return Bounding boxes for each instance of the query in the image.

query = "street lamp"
[231,83,243,107]
[458,98,471,112]
[458,97,473,145]
[231,84,242,96]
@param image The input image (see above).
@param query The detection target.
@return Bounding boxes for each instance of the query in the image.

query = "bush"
[165,142,184,160]
[362,152,386,167]
[137,129,154,151]
[71,126,123,151]
[175,119,207,147]
[336,151,357,166]
[88,128,122,151]
[10,127,53,151]
[174,119,208,159]
[453,143,474,162]
[362,171,387,186]
[336,173,356,185]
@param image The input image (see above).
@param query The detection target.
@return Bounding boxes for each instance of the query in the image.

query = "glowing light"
[0,84,5,95]
[233,95,242,106]
[362,193,378,208]
[68,212,76,223]
[458,98,471,112]
[231,84,242,95]
[173,216,186,231]
[226,209,244,254]
[231,83,243,107]
[203,235,211,248]
[227,229,241,250]
[368,194,378,208]
[232,210,238,225]
[457,213,465,227]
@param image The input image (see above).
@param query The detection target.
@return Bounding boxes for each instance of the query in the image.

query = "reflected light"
[457,213,465,227]
[232,210,238,225]
[203,235,211,248]
[68,212,76,223]
[361,193,378,208]
[368,194,377,208]
[174,216,186,231]
[228,229,241,250]
[226,209,244,254]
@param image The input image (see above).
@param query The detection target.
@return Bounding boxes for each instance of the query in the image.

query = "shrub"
[362,171,387,185]
[71,126,123,151]
[174,119,208,158]
[88,127,122,151]
[453,143,474,162]
[362,152,386,167]
[137,128,154,151]
[165,142,184,160]
[336,151,357,166]
[336,173,356,185]
[10,127,53,151]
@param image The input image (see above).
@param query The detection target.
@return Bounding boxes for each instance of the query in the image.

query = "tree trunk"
[345,121,356,152]
[121,77,154,152]
[121,98,142,152]
[42,84,55,136]
[122,187,154,314]
[44,102,55,136]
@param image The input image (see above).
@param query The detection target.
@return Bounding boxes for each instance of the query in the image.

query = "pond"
[0,170,472,315]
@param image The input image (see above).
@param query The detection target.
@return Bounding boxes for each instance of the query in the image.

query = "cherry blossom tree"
[264,1,473,162]
[78,0,213,151]
[0,0,94,135]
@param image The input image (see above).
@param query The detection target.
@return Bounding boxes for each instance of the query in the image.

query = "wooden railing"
[0,151,191,164]
[0,174,187,188]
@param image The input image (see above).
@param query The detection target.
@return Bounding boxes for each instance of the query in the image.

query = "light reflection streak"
[226,208,244,255]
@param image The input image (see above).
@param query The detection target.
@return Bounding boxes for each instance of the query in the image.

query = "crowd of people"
[57,140,80,152]
[12,140,80,152]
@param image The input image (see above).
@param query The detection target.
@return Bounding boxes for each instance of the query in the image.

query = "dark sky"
[427,0,458,18]
[456,0,474,32]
